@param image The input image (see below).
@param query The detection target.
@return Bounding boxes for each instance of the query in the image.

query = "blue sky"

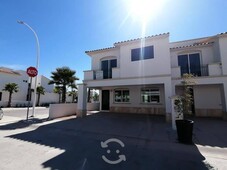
[0,0,227,83]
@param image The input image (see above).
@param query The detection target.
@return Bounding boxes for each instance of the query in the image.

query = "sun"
[127,0,167,24]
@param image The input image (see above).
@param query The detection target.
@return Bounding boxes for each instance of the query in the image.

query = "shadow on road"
[0,118,48,130]
[7,112,211,170]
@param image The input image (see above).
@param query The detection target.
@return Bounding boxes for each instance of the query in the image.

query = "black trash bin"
[176,119,194,144]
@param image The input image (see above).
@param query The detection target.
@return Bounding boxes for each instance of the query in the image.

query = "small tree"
[37,86,45,106]
[3,83,19,107]
[175,74,196,119]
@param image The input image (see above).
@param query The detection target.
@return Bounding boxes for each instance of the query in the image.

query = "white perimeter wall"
[49,103,77,119]
[49,102,100,119]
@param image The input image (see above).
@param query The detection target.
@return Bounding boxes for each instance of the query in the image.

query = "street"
[0,112,227,170]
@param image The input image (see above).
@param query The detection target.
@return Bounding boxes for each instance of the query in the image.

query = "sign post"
[26,67,38,120]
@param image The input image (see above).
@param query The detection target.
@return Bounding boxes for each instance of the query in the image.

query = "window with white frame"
[114,89,130,103]
[141,88,160,103]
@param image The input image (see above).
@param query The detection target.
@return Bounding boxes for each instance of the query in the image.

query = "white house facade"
[80,32,227,120]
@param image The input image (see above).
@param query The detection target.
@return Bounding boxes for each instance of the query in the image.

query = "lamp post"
[17,20,40,117]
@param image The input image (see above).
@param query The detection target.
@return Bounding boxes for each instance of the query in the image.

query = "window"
[178,53,201,76]
[141,88,160,103]
[0,92,2,101]
[101,59,117,79]
[114,89,130,103]
[131,45,154,61]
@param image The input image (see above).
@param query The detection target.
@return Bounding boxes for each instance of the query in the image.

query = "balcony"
[171,63,222,78]
[84,68,120,81]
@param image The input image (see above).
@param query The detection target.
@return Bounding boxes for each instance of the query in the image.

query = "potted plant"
[174,73,196,144]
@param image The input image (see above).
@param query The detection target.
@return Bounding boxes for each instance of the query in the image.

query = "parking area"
[0,112,227,170]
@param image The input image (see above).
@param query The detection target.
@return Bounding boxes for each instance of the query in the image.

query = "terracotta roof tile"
[85,32,169,54]
[114,32,169,45]
[170,41,214,50]
[0,68,21,75]
[218,32,227,35]
[85,47,116,54]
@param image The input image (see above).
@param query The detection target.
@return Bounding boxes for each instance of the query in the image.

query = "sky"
[0,0,227,83]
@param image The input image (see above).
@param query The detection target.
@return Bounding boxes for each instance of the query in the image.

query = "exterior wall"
[170,45,215,68]
[38,76,54,93]
[90,48,120,70]
[102,85,165,115]
[176,84,223,118]
[38,92,59,105]
[219,35,227,75]
[194,85,222,117]
[119,35,171,78]
[213,37,221,62]
[0,70,29,104]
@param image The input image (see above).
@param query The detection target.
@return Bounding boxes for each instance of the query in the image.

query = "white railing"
[84,70,94,80]
[95,70,103,80]
[171,63,222,78]
[208,63,222,76]
[84,68,120,80]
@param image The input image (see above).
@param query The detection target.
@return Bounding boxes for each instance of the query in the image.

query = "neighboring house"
[81,32,227,119]
[0,67,60,107]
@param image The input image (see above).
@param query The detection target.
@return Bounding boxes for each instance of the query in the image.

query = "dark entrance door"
[102,90,110,110]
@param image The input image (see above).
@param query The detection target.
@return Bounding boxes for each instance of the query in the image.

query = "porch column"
[77,83,87,117]
[164,79,173,122]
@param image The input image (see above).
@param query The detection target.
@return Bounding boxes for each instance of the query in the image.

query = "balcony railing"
[171,63,222,78]
[180,65,208,77]
[84,68,120,81]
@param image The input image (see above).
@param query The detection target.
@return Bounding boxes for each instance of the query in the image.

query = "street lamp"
[17,20,40,117]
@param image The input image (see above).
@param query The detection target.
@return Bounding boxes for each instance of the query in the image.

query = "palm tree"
[36,86,45,106]
[49,67,79,103]
[3,83,19,107]
[53,86,62,103]
[69,83,77,103]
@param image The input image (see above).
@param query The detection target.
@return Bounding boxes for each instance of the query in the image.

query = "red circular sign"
[26,67,38,77]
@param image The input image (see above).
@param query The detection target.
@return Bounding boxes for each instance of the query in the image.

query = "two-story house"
[79,32,227,120]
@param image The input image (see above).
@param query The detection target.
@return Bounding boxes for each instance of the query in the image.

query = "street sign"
[26,67,38,77]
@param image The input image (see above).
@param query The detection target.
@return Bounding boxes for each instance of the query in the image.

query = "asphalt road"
[2,107,49,119]
[0,112,226,170]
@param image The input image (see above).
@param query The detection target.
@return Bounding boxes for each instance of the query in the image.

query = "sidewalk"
[0,115,22,125]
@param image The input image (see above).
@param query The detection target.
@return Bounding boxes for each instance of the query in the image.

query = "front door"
[102,90,110,110]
